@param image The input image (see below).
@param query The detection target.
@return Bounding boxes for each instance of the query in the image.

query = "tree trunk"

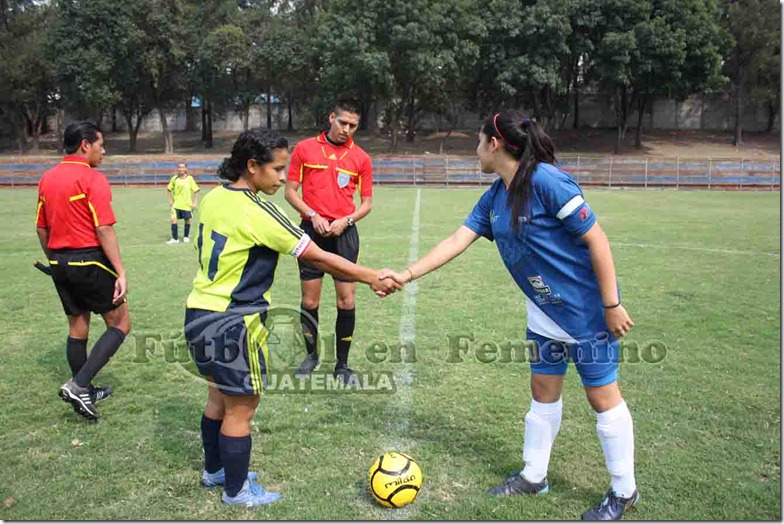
[16,116,28,155]
[634,95,647,149]
[287,91,294,131]
[30,116,41,153]
[242,104,250,131]
[614,86,629,154]
[732,58,746,146]
[266,85,272,130]
[766,100,777,133]
[572,62,580,129]
[111,106,118,132]
[204,98,213,149]
[56,108,65,154]
[159,107,173,154]
[124,114,137,152]
[201,101,207,144]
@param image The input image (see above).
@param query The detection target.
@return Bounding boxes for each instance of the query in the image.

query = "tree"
[722,0,780,144]
[0,1,57,153]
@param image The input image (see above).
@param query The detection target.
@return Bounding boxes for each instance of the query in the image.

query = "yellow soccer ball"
[368,452,422,508]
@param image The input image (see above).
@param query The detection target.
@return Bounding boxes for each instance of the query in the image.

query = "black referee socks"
[336,308,356,368]
[66,337,88,377]
[220,433,252,498]
[74,327,126,387]
[300,306,319,358]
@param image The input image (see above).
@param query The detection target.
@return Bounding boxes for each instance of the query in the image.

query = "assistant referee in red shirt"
[36,121,132,420]
[285,98,373,385]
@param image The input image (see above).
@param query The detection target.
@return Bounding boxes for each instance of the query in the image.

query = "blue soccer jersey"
[464,163,616,343]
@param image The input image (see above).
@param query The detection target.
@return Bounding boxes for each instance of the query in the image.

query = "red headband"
[493,113,521,151]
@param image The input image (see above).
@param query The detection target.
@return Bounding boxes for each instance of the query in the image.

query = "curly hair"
[217,129,289,182]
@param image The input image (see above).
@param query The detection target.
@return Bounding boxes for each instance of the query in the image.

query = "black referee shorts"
[297,220,360,282]
[49,247,120,316]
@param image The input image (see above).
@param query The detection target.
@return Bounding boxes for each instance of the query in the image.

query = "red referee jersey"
[288,132,373,221]
[36,155,117,249]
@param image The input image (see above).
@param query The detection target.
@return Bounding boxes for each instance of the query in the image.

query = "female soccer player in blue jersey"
[185,129,400,508]
[381,112,637,520]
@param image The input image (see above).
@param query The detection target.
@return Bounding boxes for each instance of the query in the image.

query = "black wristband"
[603,301,621,309]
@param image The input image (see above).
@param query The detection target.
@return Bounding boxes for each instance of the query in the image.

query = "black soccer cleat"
[581,487,639,520]
[488,471,550,496]
[294,355,320,379]
[59,379,99,420]
[333,365,360,388]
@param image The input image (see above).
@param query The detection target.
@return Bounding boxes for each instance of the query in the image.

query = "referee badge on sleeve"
[337,171,350,189]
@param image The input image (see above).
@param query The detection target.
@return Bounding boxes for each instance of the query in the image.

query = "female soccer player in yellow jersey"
[184,130,401,508]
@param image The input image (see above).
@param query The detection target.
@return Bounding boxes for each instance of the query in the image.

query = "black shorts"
[297,220,360,282]
[171,209,192,221]
[184,308,269,396]
[49,248,120,316]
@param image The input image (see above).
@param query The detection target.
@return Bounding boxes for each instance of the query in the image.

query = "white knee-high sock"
[596,400,637,498]
[522,397,563,483]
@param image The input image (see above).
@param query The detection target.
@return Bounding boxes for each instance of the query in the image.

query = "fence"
[0,156,779,190]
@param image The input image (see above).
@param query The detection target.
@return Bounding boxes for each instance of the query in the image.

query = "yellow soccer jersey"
[168,175,200,211]
[186,185,312,312]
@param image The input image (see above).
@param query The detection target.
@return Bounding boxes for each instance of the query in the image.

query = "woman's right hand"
[370,269,404,297]
[378,269,411,287]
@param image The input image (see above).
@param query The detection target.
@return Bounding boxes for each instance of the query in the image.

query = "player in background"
[284,97,373,385]
[166,161,200,244]
[36,121,132,421]
[185,130,399,507]
[380,112,638,520]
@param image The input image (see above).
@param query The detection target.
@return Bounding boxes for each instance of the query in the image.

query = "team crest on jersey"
[528,275,563,305]
[337,171,350,188]
[528,276,552,295]
[579,207,590,221]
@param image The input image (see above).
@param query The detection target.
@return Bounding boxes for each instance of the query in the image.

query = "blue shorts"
[171,208,192,221]
[527,329,619,387]
[184,308,269,396]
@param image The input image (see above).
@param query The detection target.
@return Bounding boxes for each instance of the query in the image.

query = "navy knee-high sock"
[201,415,223,474]
[171,223,178,240]
[219,433,251,497]
[184,222,191,238]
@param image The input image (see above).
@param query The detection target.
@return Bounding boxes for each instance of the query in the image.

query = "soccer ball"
[368,452,422,508]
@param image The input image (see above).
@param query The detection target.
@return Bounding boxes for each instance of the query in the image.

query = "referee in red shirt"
[285,98,373,384]
[36,121,131,420]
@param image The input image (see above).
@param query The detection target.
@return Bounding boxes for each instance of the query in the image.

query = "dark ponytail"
[481,112,555,233]
[218,129,289,182]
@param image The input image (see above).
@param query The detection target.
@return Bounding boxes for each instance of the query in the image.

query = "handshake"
[366,268,414,298]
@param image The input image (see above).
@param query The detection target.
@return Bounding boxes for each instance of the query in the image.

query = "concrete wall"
[103,92,779,134]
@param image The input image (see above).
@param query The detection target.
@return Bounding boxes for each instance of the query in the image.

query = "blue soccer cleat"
[581,487,640,520]
[221,478,282,507]
[201,468,258,488]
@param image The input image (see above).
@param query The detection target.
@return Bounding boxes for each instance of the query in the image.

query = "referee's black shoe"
[333,365,360,388]
[59,379,98,420]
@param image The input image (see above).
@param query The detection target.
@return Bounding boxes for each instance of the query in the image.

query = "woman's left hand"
[605,304,634,338]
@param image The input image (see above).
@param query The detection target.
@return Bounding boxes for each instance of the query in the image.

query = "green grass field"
[0,186,779,520]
